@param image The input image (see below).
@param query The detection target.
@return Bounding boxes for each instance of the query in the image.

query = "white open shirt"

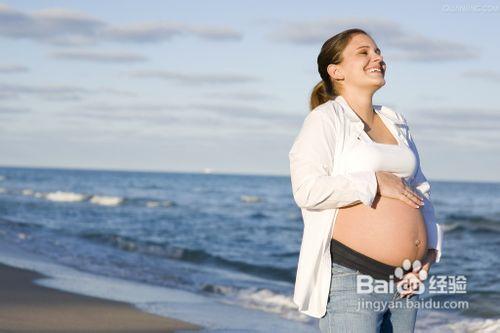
[288,95,444,318]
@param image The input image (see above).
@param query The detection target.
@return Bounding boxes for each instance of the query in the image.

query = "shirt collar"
[332,95,405,126]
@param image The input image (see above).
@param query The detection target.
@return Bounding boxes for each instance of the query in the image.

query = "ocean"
[0,166,499,332]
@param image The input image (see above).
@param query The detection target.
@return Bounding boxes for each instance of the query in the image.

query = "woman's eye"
[359,51,368,55]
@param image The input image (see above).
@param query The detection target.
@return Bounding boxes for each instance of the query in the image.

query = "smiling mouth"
[366,67,384,75]
[365,68,385,76]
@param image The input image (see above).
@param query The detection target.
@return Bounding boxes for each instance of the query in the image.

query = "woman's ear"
[327,64,344,81]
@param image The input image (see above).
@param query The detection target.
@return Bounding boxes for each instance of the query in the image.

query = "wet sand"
[0,262,204,333]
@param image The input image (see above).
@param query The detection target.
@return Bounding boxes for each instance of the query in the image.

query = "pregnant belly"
[332,194,428,267]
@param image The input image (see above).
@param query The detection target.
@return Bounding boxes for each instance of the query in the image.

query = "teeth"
[368,68,381,73]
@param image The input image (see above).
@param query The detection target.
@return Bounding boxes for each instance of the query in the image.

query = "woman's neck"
[340,90,375,126]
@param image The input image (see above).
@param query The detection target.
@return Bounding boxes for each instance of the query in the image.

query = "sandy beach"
[0,262,203,333]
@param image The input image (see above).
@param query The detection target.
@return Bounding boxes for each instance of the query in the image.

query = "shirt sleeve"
[289,110,378,211]
[404,119,444,264]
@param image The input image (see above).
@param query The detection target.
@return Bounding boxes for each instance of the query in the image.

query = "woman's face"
[329,33,386,93]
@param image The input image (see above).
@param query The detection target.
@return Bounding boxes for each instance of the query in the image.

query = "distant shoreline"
[1,164,497,184]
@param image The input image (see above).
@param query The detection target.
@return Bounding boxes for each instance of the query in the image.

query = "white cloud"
[0,83,135,101]
[0,4,242,46]
[50,49,147,63]
[267,17,478,62]
[0,64,29,73]
[128,70,259,84]
[462,69,500,83]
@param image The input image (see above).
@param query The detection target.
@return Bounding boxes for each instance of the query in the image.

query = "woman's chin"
[358,77,386,90]
[371,79,386,90]
[365,82,385,93]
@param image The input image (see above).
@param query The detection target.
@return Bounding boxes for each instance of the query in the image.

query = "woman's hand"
[397,249,437,298]
[375,171,424,208]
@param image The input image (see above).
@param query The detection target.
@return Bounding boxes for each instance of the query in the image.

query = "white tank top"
[343,129,417,179]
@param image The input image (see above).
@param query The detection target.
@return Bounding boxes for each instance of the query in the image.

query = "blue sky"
[0,0,499,182]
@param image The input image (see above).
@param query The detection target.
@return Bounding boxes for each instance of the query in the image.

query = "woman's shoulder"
[310,99,345,123]
[310,99,334,114]
[375,104,408,126]
[307,100,409,127]
[304,100,333,123]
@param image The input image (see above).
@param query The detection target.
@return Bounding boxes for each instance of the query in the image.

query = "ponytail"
[310,80,333,111]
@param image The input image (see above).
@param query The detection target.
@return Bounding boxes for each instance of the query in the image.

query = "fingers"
[399,181,424,208]
[399,193,420,208]
[379,175,425,208]
[397,272,424,298]
[399,190,422,208]
[400,264,431,299]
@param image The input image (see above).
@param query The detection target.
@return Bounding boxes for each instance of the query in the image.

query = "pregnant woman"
[289,28,444,332]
